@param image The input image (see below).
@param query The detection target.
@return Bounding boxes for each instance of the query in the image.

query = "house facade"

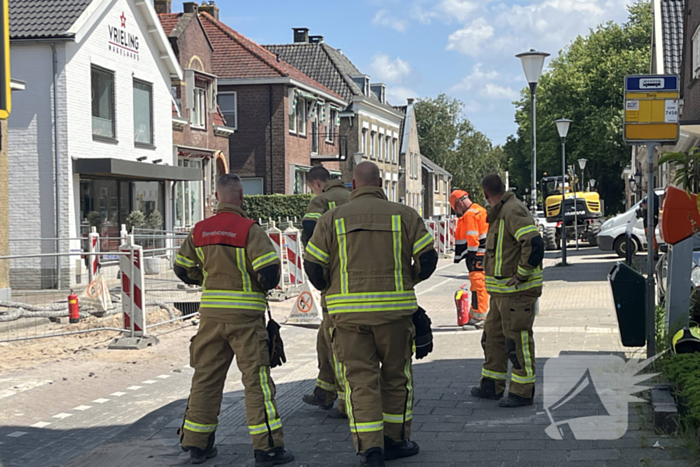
[265,30,405,201]
[8,0,198,288]
[422,156,452,219]
[199,15,346,195]
[396,99,423,215]
[157,1,235,228]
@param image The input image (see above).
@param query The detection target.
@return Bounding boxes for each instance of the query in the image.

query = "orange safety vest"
[454,203,488,270]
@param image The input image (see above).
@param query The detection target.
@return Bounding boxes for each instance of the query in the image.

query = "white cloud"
[411,0,479,24]
[373,9,408,32]
[483,83,519,100]
[387,86,418,104]
[446,18,494,56]
[370,54,412,83]
[451,63,499,91]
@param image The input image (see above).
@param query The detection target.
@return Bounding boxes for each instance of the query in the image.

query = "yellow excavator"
[540,172,603,250]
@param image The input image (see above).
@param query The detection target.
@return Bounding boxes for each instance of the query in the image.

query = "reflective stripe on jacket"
[454,203,488,264]
[301,180,350,246]
[483,193,544,296]
[304,186,436,326]
[175,204,281,323]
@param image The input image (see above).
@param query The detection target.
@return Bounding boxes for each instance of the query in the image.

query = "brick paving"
[0,250,695,466]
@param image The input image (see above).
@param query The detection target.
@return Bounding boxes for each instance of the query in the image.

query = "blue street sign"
[625,75,678,92]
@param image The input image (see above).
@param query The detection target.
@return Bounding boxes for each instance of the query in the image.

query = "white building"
[8,0,198,288]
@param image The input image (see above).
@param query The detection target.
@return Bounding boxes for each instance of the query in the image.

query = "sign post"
[624,74,680,358]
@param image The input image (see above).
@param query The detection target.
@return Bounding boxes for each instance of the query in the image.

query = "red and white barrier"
[119,236,146,337]
[284,224,304,288]
[425,220,438,250]
[267,221,290,301]
[88,227,100,283]
[449,217,456,251]
[438,219,451,258]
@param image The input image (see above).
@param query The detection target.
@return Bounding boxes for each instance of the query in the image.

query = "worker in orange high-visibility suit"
[451,190,489,326]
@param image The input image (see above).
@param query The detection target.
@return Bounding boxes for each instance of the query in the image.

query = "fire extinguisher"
[454,284,471,326]
[68,290,80,324]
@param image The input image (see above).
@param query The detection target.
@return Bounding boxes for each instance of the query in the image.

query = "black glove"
[412,306,433,360]
[267,315,286,368]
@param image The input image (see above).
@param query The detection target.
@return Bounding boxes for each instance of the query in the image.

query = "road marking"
[31,422,51,428]
[142,380,157,385]
[73,405,92,411]
[53,413,72,419]
[7,431,27,438]
[92,398,110,404]
[417,278,455,296]
[183,365,192,369]
[156,375,171,379]
[0,378,53,400]
[111,392,126,397]
[127,386,142,391]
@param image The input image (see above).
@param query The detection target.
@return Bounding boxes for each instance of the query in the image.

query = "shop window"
[92,66,115,139]
[175,159,203,229]
[191,86,206,129]
[218,92,237,129]
[133,80,153,145]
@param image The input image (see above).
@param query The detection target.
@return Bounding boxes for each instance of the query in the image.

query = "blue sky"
[178,0,636,145]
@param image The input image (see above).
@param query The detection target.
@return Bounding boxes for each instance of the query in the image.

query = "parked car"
[535,210,557,234]
[597,189,664,257]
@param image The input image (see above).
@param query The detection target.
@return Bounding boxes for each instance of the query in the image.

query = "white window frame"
[326,109,336,143]
[393,138,398,163]
[694,27,700,79]
[361,128,368,154]
[289,99,297,134]
[191,86,206,129]
[370,131,376,158]
[434,175,439,193]
[378,134,383,161]
[298,97,307,136]
[218,91,238,130]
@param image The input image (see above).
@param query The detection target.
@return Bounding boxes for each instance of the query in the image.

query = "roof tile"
[10,0,93,39]
[661,0,684,75]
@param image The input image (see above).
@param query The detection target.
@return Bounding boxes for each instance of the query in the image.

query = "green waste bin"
[609,262,646,347]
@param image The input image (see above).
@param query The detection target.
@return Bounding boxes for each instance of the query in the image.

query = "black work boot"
[327,406,348,419]
[359,447,385,467]
[383,436,420,461]
[301,387,334,410]
[498,392,534,408]
[182,433,217,465]
[470,379,504,400]
[254,447,295,467]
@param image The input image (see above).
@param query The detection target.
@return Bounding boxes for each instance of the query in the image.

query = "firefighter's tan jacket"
[304,187,435,326]
[175,204,280,324]
[483,192,544,296]
[302,179,350,246]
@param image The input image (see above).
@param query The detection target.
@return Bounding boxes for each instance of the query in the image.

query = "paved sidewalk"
[0,251,695,466]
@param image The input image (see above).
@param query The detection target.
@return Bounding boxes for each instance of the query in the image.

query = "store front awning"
[75,158,201,181]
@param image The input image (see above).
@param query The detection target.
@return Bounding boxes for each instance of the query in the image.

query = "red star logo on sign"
[120,12,126,28]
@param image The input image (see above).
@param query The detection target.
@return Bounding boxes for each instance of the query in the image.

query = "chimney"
[407,98,415,105]
[199,1,219,20]
[309,35,324,44]
[183,1,197,13]
[154,0,172,14]
[293,28,309,44]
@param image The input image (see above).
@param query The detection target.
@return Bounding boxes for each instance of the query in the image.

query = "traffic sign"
[624,74,679,144]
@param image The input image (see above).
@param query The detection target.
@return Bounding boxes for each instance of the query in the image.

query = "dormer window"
[351,75,370,96]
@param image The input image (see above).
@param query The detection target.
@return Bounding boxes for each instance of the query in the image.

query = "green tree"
[508,1,651,213]
[415,93,505,199]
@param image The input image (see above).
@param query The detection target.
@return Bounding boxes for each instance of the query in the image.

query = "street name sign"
[623,74,679,144]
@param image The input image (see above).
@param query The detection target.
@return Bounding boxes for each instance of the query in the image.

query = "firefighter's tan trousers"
[181,317,284,451]
[480,293,537,398]
[469,270,489,322]
[315,310,347,413]
[333,317,414,453]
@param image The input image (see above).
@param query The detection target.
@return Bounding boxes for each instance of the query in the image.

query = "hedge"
[243,194,314,222]
[661,353,700,433]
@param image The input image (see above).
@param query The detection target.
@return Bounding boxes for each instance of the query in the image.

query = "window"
[361,128,368,154]
[386,138,391,164]
[92,66,115,139]
[327,109,336,143]
[133,80,153,145]
[391,182,397,202]
[191,86,206,129]
[289,99,297,133]
[218,92,237,129]
[370,131,376,158]
[385,180,390,197]
[393,138,398,163]
[175,159,203,228]
[378,134,383,160]
[694,27,700,79]
[297,98,307,136]
[434,175,439,193]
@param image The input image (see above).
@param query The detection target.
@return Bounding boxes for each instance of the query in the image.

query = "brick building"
[422,156,452,219]
[8,0,199,288]
[265,30,405,201]
[395,99,423,214]
[157,1,235,228]
[198,13,346,195]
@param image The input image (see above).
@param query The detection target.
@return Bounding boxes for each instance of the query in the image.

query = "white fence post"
[88,227,100,283]
[267,221,289,301]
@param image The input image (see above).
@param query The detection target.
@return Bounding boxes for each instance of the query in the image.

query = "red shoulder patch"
[193,212,255,248]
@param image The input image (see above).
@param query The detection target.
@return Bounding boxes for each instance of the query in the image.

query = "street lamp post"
[555,119,572,266]
[517,49,550,215]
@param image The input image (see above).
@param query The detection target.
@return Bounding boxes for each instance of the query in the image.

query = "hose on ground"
[0,301,177,322]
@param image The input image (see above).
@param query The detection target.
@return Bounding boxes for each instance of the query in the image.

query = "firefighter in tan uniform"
[174,174,294,466]
[471,175,544,408]
[451,190,489,326]
[304,162,438,467]
[300,166,350,418]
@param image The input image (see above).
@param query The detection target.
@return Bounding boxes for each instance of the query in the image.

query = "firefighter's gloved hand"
[267,318,287,368]
[412,306,433,360]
